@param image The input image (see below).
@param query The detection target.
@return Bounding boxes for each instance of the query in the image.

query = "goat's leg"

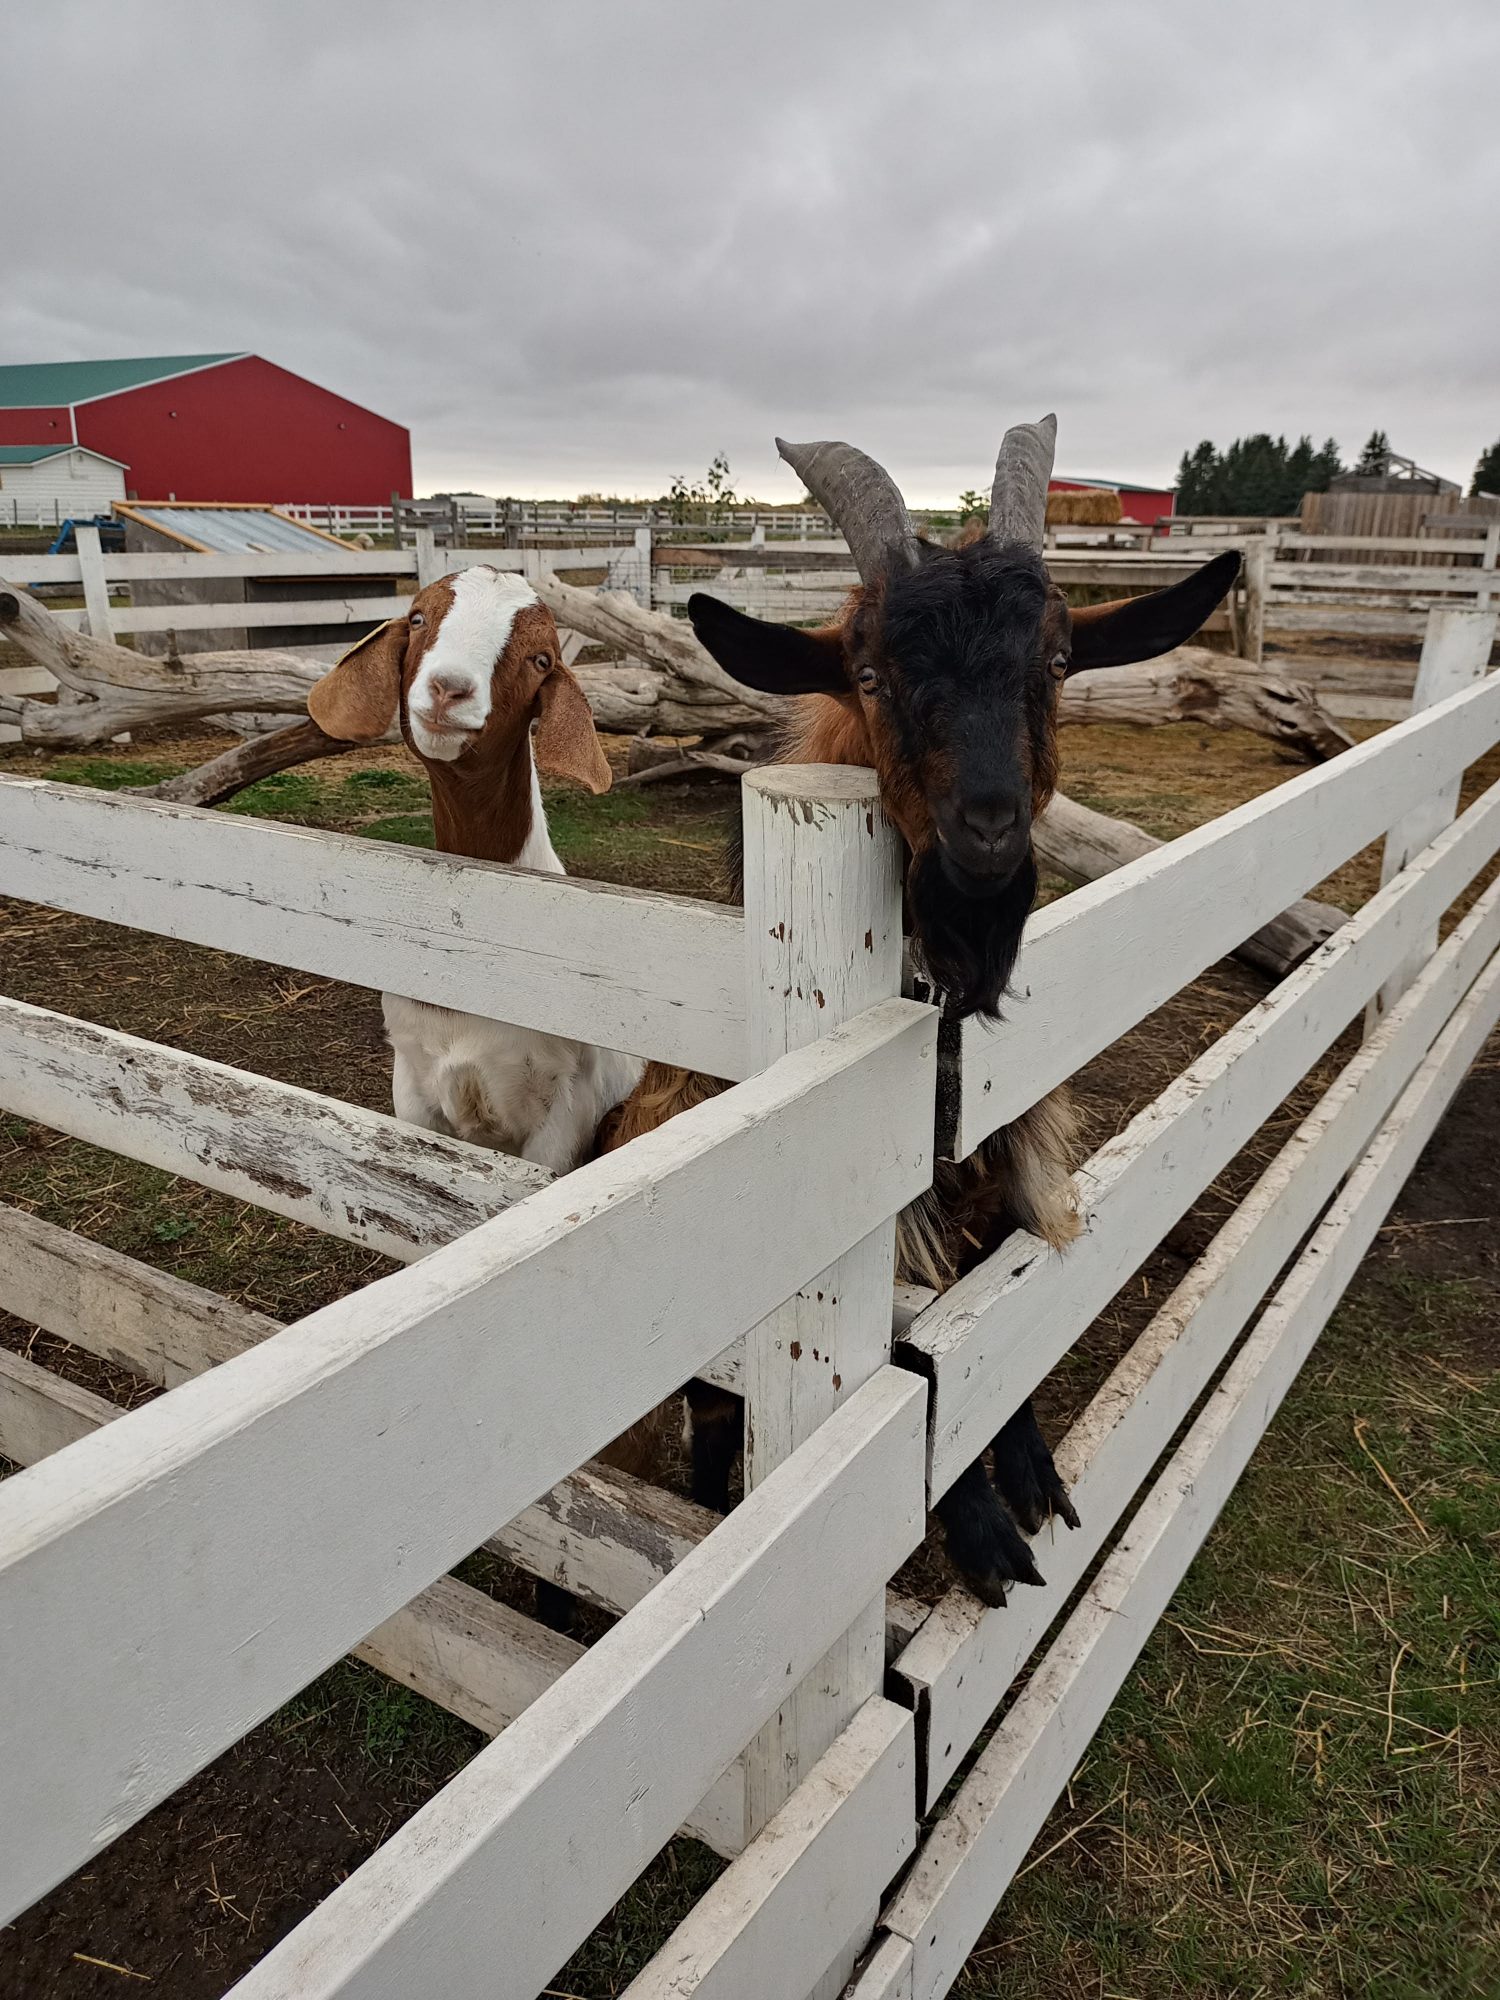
[989,1397,1081,1536]
[934,1457,1045,1608]
[684,1378,742,1513]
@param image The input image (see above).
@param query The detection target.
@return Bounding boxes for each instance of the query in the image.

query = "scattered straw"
[1352,1418,1430,1539]
[72,1955,151,1982]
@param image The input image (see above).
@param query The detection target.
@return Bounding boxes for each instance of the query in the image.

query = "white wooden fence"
[0,604,1498,1996]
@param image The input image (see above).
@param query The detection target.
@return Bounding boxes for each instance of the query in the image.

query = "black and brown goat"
[602,418,1240,1607]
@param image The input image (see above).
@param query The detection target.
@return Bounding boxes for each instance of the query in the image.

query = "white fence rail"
[0,604,1497,1996]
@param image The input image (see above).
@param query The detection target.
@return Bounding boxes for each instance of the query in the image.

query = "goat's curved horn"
[776,437,919,583]
[989,413,1057,552]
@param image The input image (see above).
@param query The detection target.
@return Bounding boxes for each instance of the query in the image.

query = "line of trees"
[1174,433,1346,516]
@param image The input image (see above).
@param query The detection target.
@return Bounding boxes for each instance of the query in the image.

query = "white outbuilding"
[0,443,129,527]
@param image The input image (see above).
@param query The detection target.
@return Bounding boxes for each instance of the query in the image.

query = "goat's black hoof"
[991,1400,1081,1537]
[534,1578,578,1635]
[936,1461,1045,1607]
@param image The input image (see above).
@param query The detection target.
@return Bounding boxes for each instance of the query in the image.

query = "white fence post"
[413,526,443,590]
[1364,604,1499,1035]
[739,764,907,1994]
[633,524,653,607]
[1242,528,1270,663]
[73,522,115,642]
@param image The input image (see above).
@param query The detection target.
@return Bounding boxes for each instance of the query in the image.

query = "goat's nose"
[957,795,1023,849]
[427,673,474,711]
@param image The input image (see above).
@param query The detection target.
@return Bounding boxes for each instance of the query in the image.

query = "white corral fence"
[0,599,1497,1994]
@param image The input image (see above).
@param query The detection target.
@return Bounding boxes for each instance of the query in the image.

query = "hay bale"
[1046,487,1123,526]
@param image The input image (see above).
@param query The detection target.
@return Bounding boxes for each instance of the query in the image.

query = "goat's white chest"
[383,992,639,1175]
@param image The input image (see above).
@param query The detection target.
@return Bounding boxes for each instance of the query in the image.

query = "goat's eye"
[409,610,425,629]
[856,665,881,695]
[533,653,552,673]
[1050,650,1070,678]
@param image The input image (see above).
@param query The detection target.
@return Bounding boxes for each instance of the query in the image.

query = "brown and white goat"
[601,419,1240,1607]
[307,566,643,1174]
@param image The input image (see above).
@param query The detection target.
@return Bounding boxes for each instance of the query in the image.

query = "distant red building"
[1049,475,1176,525]
[0,353,411,505]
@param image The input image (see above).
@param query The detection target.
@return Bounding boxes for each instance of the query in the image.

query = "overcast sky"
[8,2,1499,504]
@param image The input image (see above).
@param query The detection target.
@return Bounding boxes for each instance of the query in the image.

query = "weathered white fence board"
[0,1201,282,1384]
[624,1698,916,2000]
[1366,607,1497,1031]
[914,770,1500,1497]
[0,1001,933,1924]
[232,1368,927,2000]
[105,594,414,634]
[0,1351,746,1857]
[0,1348,121,1463]
[0,996,550,1257]
[950,668,1500,1155]
[900,867,1500,1805]
[0,777,750,1077]
[871,947,1500,2000]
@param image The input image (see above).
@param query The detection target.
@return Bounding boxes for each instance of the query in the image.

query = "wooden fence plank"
[916,772,1500,1497]
[0,778,749,1077]
[623,1699,916,2000]
[231,1368,927,2000]
[0,997,550,1260]
[0,1001,933,1925]
[950,669,1500,1156]
[0,1202,282,1384]
[883,949,1500,2000]
[106,595,414,635]
[901,867,1500,1805]
[0,1349,121,1463]
[1365,606,1497,1032]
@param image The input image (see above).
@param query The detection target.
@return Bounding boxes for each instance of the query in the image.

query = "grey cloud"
[8,0,1499,500]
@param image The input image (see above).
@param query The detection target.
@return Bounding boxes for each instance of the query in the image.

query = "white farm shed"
[0,443,128,526]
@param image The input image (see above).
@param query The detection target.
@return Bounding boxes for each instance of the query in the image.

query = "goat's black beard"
[908,844,1038,1021]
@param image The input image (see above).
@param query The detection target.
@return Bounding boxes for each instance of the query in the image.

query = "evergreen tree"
[1356,430,1391,476]
[1309,438,1343,491]
[1471,438,1500,497]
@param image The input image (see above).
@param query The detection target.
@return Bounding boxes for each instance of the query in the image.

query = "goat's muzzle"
[933,797,1032,897]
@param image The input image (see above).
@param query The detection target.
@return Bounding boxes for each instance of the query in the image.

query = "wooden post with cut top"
[738,763,910,1997]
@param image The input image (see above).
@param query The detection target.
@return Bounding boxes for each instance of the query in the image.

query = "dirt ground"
[1,706,1497,1998]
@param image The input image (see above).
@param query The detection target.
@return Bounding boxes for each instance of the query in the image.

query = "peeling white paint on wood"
[0,996,550,1259]
[0,777,749,1076]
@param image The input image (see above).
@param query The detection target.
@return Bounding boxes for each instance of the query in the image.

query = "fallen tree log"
[1059,647,1354,760]
[1036,791,1344,977]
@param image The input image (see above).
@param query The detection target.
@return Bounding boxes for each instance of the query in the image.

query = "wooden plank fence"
[0,602,1496,1997]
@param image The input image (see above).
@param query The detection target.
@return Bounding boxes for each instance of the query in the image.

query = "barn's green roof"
[0,442,130,467]
[0,354,246,407]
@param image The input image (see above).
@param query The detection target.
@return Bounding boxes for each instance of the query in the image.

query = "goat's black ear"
[1066,551,1241,674]
[688,592,848,695]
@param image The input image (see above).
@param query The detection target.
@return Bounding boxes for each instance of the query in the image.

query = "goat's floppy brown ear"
[534,664,611,793]
[1066,551,1241,674]
[688,592,847,695]
[307,619,408,740]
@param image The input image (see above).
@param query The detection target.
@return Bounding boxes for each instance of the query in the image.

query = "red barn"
[0,353,411,506]
[1049,475,1176,526]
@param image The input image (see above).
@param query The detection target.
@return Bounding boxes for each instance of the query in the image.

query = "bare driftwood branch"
[0,582,323,746]
[1036,791,1343,977]
[136,720,361,808]
[1059,647,1354,761]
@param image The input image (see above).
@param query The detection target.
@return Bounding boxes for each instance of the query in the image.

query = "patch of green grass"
[33,753,187,791]
[362,811,433,847]
[959,1262,1500,1999]
[274,1660,480,1785]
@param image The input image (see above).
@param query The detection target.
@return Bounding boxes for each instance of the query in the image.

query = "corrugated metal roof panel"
[0,354,244,407]
[124,505,350,553]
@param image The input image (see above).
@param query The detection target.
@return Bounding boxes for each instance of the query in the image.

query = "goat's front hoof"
[991,1400,1081,1537]
[937,1461,1045,1607]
